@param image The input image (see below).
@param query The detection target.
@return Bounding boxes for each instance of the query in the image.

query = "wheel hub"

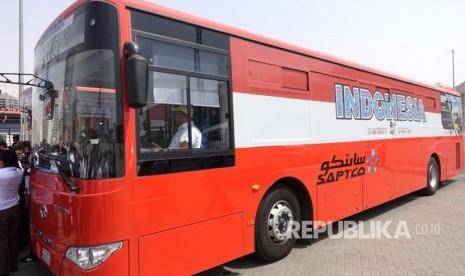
[429,164,438,188]
[268,200,294,244]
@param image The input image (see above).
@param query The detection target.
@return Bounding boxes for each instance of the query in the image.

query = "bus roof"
[38,0,460,96]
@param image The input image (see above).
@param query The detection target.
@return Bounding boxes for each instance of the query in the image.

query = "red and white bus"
[29,0,463,275]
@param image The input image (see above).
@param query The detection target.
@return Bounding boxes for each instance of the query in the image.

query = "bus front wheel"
[254,185,301,262]
[423,157,440,196]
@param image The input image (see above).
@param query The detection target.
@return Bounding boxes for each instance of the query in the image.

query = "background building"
[0,92,20,145]
[19,87,32,141]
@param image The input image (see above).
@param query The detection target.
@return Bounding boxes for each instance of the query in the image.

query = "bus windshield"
[31,2,124,179]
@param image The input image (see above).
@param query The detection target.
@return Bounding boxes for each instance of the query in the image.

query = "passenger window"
[138,72,230,153]
[132,15,234,175]
[138,37,229,76]
[190,77,230,149]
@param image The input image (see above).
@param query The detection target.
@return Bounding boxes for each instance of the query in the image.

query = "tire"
[254,185,301,262]
[423,157,440,196]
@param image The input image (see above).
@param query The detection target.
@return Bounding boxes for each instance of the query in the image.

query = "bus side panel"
[362,141,394,210]
[316,179,362,223]
[443,137,463,179]
[392,138,431,197]
[138,213,243,276]
[313,142,364,223]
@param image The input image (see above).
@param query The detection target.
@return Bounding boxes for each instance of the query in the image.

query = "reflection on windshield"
[32,49,123,179]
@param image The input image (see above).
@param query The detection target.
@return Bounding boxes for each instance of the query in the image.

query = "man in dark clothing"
[13,142,37,263]
[0,140,7,151]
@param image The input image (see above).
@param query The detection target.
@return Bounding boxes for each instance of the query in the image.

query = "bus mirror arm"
[0,73,54,91]
[124,41,149,108]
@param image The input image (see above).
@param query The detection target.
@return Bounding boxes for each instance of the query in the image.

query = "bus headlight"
[65,241,122,270]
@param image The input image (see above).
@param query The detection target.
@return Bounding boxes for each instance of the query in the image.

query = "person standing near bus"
[0,149,23,275]
[11,136,19,147]
[14,141,38,263]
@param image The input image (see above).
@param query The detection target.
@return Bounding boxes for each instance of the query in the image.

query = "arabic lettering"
[317,153,367,185]
[320,153,365,175]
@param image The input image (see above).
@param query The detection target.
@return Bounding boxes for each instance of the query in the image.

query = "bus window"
[136,74,233,175]
[132,12,234,175]
[138,73,230,152]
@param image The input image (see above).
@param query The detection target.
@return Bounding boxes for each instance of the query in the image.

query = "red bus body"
[29,1,463,275]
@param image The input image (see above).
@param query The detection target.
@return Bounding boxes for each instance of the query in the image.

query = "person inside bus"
[11,135,19,147]
[140,119,159,148]
[139,106,203,176]
[154,105,202,150]
[0,149,23,275]
[0,140,7,151]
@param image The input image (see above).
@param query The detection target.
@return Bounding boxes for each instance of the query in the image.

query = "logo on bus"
[40,204,48,219]
[335,84,426,122]
[317,150,378,185]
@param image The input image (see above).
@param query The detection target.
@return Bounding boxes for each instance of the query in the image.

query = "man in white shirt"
[157,105,202,150]
[0,149,23,275]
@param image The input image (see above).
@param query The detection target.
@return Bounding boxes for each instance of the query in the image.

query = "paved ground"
[13,171,465,276]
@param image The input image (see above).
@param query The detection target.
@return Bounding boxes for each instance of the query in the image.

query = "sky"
[0,0,464,97]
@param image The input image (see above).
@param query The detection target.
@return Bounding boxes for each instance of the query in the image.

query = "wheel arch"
[264,177,313,229]
[253,176,313,261]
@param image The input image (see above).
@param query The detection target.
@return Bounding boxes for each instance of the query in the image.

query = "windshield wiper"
[43,154,80,193]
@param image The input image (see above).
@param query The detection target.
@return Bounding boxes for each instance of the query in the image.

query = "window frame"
[130,16,235,173]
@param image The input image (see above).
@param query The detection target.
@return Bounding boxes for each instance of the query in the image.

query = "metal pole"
[452,50,455,87]
[19,0,24,95]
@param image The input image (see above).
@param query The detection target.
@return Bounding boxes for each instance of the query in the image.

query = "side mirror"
[39,89,58,120]
[124,42,148,108]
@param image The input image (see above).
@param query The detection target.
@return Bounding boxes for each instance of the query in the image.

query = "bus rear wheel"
[423,157,439,196]
[254,185,301,262]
